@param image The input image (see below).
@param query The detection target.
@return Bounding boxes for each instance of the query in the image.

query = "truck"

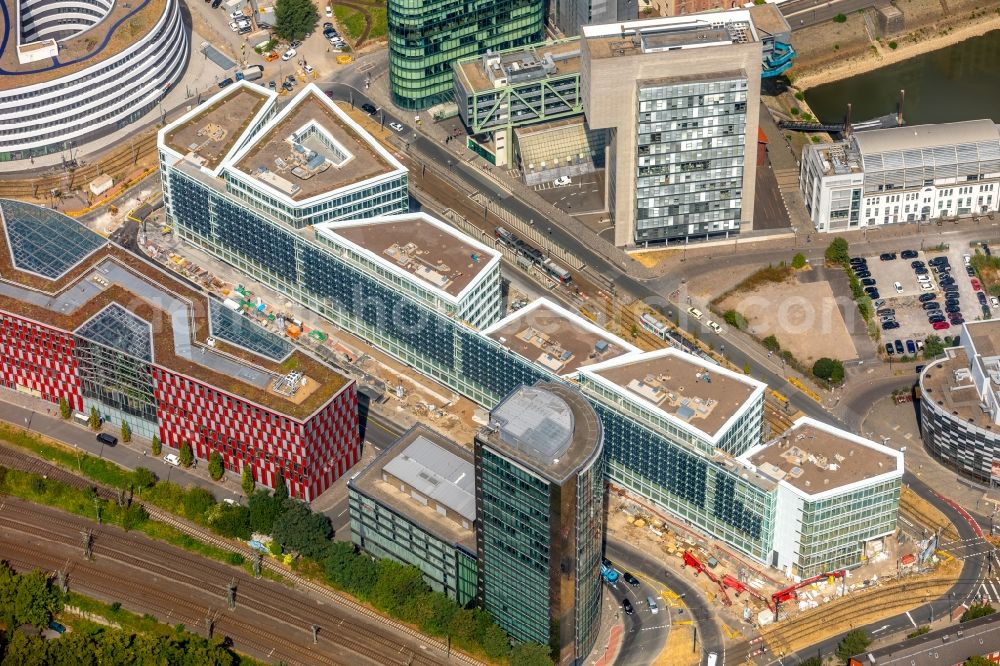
[236,65,264,82]
[601,562,619,584]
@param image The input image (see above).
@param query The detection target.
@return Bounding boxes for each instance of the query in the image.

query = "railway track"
[0,501,441,666]
[900,487,959,542]
[0,503,439,666]
[758,575,956,656]
[0,445,479,665]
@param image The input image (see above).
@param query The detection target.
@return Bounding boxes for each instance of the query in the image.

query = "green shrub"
[888,40,898,49]
[790,107,800,116]
[723,310,748,330]
[151,435,161,456]
[961,603,995,623]
[59,397,71,419]
[179,441,193,468]
[794,92,805,101]
[792,253,807,269]
[208,451,224,481]
[812,357,845,383]
[833,13,847,22]
[763,335,781,352]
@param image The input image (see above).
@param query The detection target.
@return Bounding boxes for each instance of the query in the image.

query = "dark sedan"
[901,250,919,259]
[923,302,941,311]
[622,572,640,587]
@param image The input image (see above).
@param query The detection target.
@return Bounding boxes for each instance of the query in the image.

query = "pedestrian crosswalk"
[978,579,1000,604]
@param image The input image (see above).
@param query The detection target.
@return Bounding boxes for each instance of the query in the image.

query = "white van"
[706,652,718,666]
[163,453,181,467]
[647,596,659,614]
[72,412,89,426]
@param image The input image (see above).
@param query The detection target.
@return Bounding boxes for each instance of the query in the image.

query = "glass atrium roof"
[75,303,153,362]
[1,200,105,279]
[209,300,293,362]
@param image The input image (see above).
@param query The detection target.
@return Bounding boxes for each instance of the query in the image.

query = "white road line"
[990,580,1000,601]
[905,611,917,628]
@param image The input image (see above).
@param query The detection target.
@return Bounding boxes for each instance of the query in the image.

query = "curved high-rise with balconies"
[0,0,188,162]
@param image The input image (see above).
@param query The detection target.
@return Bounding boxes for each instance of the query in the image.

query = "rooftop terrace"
[0,0,169,91]
[350,425,476,551]
[0,200,348,419]
[163,85,272,172]
[454,38,582,93]
[744,418,900,495]
[233,88,397,201]
[321,213,500,299]
[484,299,637,375]
[584,348,762,440]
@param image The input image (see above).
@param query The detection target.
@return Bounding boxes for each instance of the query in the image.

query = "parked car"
[281,48,296,61]
[873,299,886,308]
[237,26,251,34]
[879,252,897,261]
[289,40,302,48]
[326,4,333,16]
[978,292,989,305]
[218,77,234,89]
[992,297,1000,308]
[939,277,956,287]
[923,302,941,311]
[928,313,946,324]
[553,176,572,187]
[973,278,983,291]
[855,271,872,279]
[885,343,894,355]
[919,293,937,303]
[911,260,925,269]
[389,121,404,132]
[686,307,703,320]
[877,308,896,317]
[933,321,951,330]
[894,340,905,355]
[361,102,378,115]
[96,433,117,447]
[882,321,900,330]
[164,453,181,466]
[920,283,935,292]
[901,250,919,259]
[894,281,904,293]
[946,304,961,314]
[230,9,246,18]
[950,316,965,325]
[707,320,723,334]
[945,298,961,307]
[906,340,917,354]
[862,278,877,287]
[866,288,881,299]
[929,256,949,266]
[967,265,977,276]
[914,266,928,275]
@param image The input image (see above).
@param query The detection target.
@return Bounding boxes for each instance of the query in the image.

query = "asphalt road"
[607,540,725,664]
[606,569,671,666]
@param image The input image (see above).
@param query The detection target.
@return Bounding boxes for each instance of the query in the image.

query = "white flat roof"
[579,347,766,443]
[313,212,500,304]
[482,297,640,377]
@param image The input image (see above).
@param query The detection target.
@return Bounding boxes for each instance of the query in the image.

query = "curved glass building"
[475,382,604,665]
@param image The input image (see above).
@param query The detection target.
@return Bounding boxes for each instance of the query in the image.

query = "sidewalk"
[0,389,241,503]
[584,589,626,666]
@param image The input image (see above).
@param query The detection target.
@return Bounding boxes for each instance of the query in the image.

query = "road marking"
[337,508,348,517]
[990,580,1000,601]
[905,611,917,628]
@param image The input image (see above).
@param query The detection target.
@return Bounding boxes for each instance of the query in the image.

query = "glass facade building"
[476,383,603,664]
[388,0,545,110]
[635,77,749,243]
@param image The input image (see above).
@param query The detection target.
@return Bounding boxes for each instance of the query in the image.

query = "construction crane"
[682,551,732,607]
[721,574,775,613]
[770,570,846,621]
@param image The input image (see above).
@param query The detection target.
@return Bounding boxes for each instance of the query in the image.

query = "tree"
[13,569,63,627]
[208,452,224,481]
[961,603,996,623]
[248,489,284,534]
[209,505,252,540]
[88,405,101,430]
[923,335,946,359]
[480,622,511,659]
[268,539,283,556]
[121,420,131,443]
[274,472,289,500]
[812,357,845,383]
[509,642,554,666]
[724,309,748,330]
[181,487,216,521]
[274,0,318,42]
[241,466,255,496]
[825,237,850,265]
[370,560,427,616]
[271,499,334,559]
[58,397,71,419]
[132,467,156,490]
[836,629,870,663]
[763,335,781,352]
[967,657,994,666]
[151,435,161,456]
[325,542,359,589]
[792,252,807,269]
[179,440,193,468]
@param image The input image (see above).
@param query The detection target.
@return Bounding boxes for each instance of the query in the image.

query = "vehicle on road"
[623,572,640,587]
[622,598,634,615]
[707,320,722,334]
[361,102,378,115]
[281,48,296,61]
[707,652,718,666]
[164,453,181,466]
[647,596,659,614]
[96,433,117,447]
[389,122,404,132]
[687,307,703,320]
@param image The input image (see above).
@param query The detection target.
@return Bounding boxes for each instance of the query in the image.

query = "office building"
[739,417,903,576]
[348,425,478,605]
[554,0,636,38]
[0,0,187,161]
[476,382,604,664]
[801,120,1000,232]
[919,320,1000,484]
[387,0,545,111]
[163,82,899,576]
[0,199,358,500]
[581,10,767,247]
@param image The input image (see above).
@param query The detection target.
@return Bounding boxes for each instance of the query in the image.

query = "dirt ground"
[718,276,859,364]
[653,623,698,666]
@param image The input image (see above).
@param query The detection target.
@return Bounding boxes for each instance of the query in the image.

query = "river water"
[805,30,1000,126]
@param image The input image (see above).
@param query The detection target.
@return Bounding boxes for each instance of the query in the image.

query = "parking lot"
[853,243,999,359]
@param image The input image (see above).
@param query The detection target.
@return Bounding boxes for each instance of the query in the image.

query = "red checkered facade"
[152,367,360,501]
[0,313,83,411]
